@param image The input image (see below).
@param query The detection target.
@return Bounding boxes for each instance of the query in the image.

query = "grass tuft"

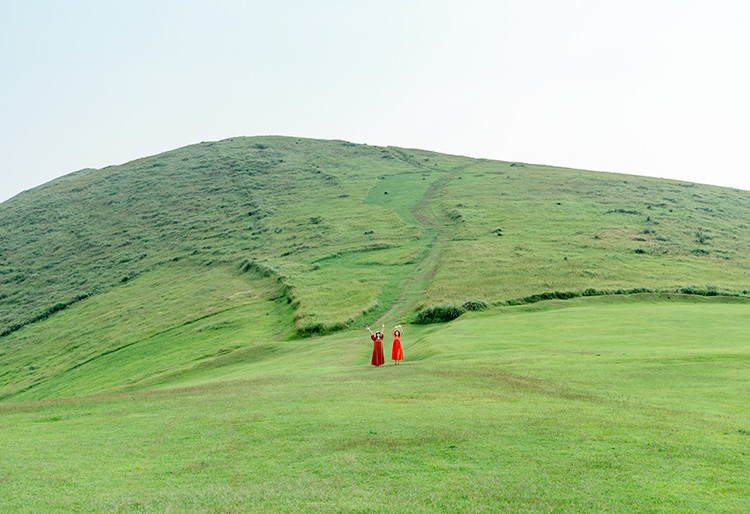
[415,304,465,324]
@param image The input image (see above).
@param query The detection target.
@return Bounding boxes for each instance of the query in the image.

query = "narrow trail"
[375,151,470,325]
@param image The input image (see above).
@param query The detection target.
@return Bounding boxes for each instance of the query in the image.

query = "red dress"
[392,336,404,361]
[371,335,385,366]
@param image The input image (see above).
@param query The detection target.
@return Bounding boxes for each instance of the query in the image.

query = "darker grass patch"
[462,300,488,312]
[606,208,641,215]
[414,300,487,324]
[415,305,465,324]
[676,286,720,296]
[0,292,94,338]
[296,321,348,337]
[446,210,464,222]
[503,287,747,307]
[239,258,280,278]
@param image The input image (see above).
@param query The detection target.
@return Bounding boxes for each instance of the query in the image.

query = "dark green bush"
[606,208,640,215]
[695,231,711,244]
[678,287,719,296]
[462,300,487,312]
[506,287,658,307]
[415,305,465,324]
[240,259,276,277]
[446,210,463,222]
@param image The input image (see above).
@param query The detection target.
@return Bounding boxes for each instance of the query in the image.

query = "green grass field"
[2,137,750,512]
[2,297,749,513]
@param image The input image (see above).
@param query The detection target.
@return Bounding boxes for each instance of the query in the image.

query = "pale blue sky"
[2,0,749,203]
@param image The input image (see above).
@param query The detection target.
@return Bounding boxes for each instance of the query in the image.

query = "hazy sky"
[2,0,749,203]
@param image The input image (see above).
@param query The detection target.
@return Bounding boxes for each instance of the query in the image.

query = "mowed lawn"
[2,297,749,513]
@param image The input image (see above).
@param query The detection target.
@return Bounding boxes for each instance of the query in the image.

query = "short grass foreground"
[2,297,749,513]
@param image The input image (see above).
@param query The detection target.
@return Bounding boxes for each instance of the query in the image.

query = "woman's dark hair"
[394,330,401,336]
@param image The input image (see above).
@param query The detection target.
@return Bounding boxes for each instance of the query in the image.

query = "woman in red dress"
[366,324,385,366]
[391,324,404,365]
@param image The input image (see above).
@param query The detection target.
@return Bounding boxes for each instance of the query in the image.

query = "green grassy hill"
[2,136,749,401]
[1,136,749,338]
[2,136,750,512]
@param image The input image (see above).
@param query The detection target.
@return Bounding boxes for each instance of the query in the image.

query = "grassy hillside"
[2,297,750,512]
[427,161,750,306]
[0,263,293,401]
[2,136,750,512]
[1,136,749,341]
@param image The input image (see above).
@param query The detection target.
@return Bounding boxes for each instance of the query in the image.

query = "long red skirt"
[371,336,385,366]
[392,337,404,361]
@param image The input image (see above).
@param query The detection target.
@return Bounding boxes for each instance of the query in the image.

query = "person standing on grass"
[366,325,385,366]
[391,325,404,365]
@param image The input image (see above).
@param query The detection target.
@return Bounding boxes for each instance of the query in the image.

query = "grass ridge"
[413,286,750,323]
